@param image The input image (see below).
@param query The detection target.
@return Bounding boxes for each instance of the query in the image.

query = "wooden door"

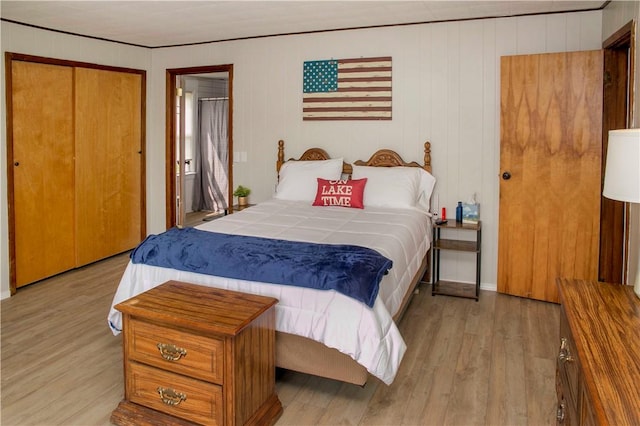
[74,68,143,266]
[498,51,603,303]
[10,61,75,287]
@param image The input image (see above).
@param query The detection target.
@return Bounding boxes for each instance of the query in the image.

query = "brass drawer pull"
[157,387,187,406]
[556,402,566,422]
[558,337,574,363]
[157,343,187,361]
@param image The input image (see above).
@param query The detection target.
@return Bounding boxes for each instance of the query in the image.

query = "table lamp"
[603,128,640,298]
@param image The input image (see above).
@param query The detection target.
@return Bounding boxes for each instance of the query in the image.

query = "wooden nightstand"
[111,280,282,426]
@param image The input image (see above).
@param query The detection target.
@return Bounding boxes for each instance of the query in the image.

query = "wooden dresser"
[111,280,282,426]
[556,278,640,425]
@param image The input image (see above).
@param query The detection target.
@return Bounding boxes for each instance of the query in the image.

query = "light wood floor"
[184,210,219,227]
[1,253,560,425]
[184,210,226,228]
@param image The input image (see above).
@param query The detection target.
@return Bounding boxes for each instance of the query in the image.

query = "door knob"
[502,171,511,180]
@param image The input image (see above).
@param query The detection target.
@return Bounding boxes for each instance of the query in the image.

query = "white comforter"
[108,199,431,384]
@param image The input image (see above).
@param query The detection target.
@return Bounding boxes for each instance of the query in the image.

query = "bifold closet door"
[74,68,143,266]
[11,61,76,287]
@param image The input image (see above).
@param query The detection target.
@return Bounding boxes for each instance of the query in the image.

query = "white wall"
[0,10,605,299]
[149,11,602,290]
[0,21,152,299]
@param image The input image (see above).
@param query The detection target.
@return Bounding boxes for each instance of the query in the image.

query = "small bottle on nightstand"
[456,201,463,223]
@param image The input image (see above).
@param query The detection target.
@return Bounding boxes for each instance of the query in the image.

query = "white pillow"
[352,165,435,210]
[276,158,344,201]
[416,168,437,211]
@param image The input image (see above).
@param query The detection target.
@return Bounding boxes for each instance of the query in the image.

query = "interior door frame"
[600,20,636,283]
[165,64,233,229]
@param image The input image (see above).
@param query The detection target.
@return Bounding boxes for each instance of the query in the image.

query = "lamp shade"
[603,129,640,203]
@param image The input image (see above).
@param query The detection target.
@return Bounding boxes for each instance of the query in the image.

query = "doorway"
[166,65,233,229]
[599,20,635,284]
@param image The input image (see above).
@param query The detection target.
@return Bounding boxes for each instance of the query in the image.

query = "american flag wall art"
[302,56,392,121]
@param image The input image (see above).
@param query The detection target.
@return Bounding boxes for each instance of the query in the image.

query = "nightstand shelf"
[431,220,481,300]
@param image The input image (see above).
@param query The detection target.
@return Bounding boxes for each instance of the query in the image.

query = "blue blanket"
[130,227,392,307]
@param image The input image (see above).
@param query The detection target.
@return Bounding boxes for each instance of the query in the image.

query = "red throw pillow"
[312,178,367,209]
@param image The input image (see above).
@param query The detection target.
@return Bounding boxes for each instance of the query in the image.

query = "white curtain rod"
[199,97,228,101]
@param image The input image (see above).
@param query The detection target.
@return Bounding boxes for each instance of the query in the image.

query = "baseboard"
[481,282,497,292]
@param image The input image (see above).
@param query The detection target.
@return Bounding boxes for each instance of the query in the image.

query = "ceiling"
[0,1,607,48]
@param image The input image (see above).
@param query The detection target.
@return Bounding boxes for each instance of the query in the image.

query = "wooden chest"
[111,280,282,425]
[556,278,640,425]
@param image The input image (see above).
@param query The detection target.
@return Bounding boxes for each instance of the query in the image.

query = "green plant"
[233,185,251,197]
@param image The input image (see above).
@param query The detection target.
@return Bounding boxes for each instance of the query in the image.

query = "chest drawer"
[128,361,223,426]
[558,308,579,405]
[113,281,282,426]
[128,318,224,384]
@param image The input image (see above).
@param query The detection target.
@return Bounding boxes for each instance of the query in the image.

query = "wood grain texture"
[498,50,603,303]
[600,46,629,283]
[353,142,432,174]
[557,278,640,425]
[75,68,144,267]
[116,281,277,336]
[1,254,560,425]
[110,400,197,426]
[0,253,130,425]
[6,55,146,290]
[128,319,224,383]
[126,361,224,425]
[10,60,76,287]
[276,139,432,177]
[114,281,281,426]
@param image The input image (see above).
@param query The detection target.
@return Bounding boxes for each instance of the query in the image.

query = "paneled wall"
[149,11,602,290]
[0,10,608,299]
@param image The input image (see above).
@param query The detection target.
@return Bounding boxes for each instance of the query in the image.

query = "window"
[176,91,195,174]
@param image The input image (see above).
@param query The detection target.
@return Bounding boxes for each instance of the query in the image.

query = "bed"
[108,140,434,386]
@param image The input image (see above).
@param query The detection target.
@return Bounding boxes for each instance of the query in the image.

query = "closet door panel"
[11,61,75,287]
[74,68,143,266]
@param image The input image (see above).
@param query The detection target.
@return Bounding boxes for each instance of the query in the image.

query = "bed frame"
[274,139,432,385]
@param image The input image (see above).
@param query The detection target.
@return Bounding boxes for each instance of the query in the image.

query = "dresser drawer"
[556,367,576,425]
[128,361,223,426]
[128,318,224,384]
[113,282,282,426]
[558,308,579,409]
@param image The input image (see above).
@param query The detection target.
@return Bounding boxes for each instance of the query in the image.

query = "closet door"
[498,50,603,303]
[11,61,75,287]
[74,68,143,266]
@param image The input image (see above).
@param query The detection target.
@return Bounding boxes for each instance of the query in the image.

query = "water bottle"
[456,201,463,223]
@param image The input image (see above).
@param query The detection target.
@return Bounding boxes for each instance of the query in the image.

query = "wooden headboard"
[276,139,432,175]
